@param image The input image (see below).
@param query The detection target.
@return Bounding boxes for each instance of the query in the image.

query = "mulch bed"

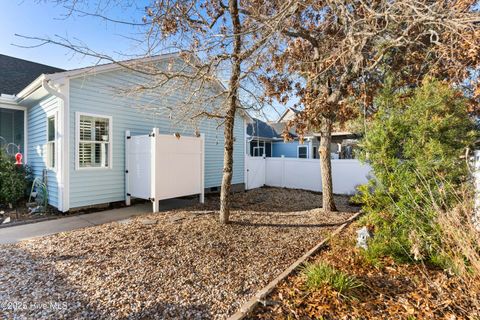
[0,188,357,319]
[249,223,480,320]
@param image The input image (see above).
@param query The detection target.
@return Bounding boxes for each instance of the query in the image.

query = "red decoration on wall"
[15,152,23,166]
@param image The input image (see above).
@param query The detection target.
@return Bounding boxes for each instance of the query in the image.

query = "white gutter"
[16,75,45,102]
[0,95,19,105]
[42,79,65,100]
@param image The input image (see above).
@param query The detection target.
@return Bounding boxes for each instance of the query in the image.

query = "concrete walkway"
[0,198,196,245]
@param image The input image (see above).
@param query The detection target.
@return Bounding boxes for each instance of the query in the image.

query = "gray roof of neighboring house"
[247,118,297,139]
[247,118,282,139]
[0,54,64,95]
[247,116,359,141]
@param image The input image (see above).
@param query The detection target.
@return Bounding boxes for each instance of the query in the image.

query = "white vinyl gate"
[125,128,204,212]
[245,156,266,190]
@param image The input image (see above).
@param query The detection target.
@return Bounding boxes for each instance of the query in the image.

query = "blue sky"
[0,0,145,69]
[0,0,284,120]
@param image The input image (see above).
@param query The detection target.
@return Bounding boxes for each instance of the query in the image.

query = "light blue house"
[0,53,250,212]
[246,109,357,160]
[246,113,318,159]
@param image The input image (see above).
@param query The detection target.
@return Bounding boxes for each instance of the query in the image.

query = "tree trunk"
[319,115,337,212]
[219,0,242,224]
[219,107,236,224]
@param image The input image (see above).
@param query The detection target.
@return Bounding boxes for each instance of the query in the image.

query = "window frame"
[297,145,308,159]
[253,146,265,157]
[75,112,113,171]
[45,112,57,170]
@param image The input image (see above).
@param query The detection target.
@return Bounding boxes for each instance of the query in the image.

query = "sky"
[0,0,285,120]
[0,0,147,70]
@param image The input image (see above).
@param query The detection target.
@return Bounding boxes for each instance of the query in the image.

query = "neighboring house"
[246,118,282,157]
[246,108,358,159]
[0,53,250,212]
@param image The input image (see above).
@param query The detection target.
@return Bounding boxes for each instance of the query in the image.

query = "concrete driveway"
[0,198,196,245]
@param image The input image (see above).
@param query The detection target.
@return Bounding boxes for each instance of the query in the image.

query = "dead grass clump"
[436,202,480,287]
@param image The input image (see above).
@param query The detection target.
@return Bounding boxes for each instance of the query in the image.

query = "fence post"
[200,133,205,204]
[262,156,266,187]
[125,130,131,206]
[245,155,249,190]
[151,128,160,212]
[281,155,286,188]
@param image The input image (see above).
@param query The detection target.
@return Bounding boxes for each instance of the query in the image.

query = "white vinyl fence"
[245,156,372,195]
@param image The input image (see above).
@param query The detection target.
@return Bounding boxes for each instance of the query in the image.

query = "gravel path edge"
[227,211,363,320]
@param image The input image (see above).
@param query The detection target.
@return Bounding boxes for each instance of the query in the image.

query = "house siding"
[68,69,245,209]
[27,95,60,208]
[272,140,308,158]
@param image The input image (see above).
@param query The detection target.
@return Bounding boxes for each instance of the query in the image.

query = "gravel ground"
[0,188,357,319]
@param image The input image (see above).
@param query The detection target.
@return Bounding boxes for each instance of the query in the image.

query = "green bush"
[300,262,363,298]
[0,149,31,206]
[354,78,477,266]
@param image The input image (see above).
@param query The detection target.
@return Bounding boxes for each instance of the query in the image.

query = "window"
[253,146,265,157]
[298,146,308,159]
[76,113,112,169]
[313,146,318,159]
[46,115,56,169]
[250,140,271,157]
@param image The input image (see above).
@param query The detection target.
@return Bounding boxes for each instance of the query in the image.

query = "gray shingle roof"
[247,118,297,139]
[247,118,281,139]
[0,54,64,95]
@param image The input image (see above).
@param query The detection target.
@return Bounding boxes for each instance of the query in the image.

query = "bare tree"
[258,0,480,212]
[24,0,296,223]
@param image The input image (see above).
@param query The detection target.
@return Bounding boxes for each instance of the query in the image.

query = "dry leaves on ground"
[0,188,356,319]
[250,223,480,320]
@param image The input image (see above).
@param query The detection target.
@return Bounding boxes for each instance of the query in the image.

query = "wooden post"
[125,130,131,206]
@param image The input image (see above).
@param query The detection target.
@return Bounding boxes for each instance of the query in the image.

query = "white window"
[46,114,56,169]
[76,113,112,169]
[298,145,308,159]
[253,146,265,157]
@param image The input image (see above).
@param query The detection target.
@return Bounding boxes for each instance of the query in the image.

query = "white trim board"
[61,79,70,212]
[45,109,58,172]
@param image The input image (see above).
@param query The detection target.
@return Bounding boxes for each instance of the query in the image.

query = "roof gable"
[278,108,300,123]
